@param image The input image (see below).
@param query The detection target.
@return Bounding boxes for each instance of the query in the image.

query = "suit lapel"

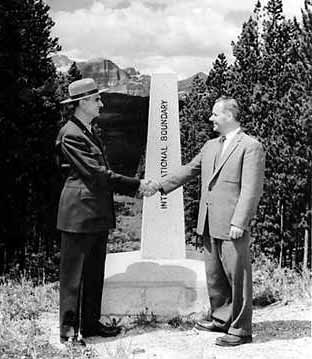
[210,139,221,178]
[70,116,97,146]
[70,116,110,168]
[93,132,110,169]
[208,131,244,186]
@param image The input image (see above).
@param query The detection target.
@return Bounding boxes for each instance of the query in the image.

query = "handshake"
[139,179,161,197]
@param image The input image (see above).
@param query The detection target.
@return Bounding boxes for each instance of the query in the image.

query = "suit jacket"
[56,116,140,233]
[160,131,265,240]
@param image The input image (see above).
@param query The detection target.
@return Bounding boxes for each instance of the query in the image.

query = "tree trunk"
[291,248,296,269]
[279,202,284,268]
[303,183,312,270]
[303,227,309,269]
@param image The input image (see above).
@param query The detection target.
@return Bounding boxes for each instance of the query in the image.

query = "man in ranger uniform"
[56,78,151,345]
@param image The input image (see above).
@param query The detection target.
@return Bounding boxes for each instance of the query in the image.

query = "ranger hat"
[61,78,108,104]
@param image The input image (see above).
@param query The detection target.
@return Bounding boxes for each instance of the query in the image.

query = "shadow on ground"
[253,320,311,343]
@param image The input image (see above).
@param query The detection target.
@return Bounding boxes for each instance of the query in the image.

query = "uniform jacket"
[56,116,140,233]
[160,131,265,239]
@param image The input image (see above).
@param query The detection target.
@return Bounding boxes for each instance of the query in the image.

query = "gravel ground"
[42,301,311,359]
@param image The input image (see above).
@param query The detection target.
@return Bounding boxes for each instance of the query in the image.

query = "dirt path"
[42,302,311,359]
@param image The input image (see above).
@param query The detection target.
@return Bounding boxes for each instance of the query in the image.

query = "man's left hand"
[229,225,244,239]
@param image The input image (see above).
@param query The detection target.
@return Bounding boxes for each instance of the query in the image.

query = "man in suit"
[148,96,265,346]
[56,78,150,345]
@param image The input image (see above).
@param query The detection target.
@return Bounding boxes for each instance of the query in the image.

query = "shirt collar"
[74,114,92,133]
[224,127,241,142]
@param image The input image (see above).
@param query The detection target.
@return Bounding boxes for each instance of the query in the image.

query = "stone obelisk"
[101,73,208,318]
[141,73,185,259]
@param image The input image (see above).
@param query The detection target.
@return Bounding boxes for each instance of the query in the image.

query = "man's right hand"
[139,179,160,197]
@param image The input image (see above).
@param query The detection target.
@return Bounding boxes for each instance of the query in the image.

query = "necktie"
[214,135,226,170]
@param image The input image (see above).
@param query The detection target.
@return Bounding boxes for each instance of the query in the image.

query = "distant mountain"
[178,72,208,94]
[78,58,131,89]
[52,54,207,96]
[52,55,150,96]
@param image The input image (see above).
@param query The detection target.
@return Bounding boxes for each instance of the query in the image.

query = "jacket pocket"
[80,188,96,199]
[222,177,240,183]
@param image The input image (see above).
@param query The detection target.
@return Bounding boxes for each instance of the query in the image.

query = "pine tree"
[261,1,308,266]
[300,0,312,102]
[176,0,311,267]
[228,0,310,266]
[205,53,231,100]
[54,62,83,126]
[179,75,213,238]
[68,61,82,82]
[0,0,61,276]
[266,0,284,21]
[229,8,262,135]
[299,0,312,269]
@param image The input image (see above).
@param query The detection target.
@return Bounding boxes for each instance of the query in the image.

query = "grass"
[1,195,310,357]
[167,313,198,330]
[252,253,311,306]
[0,249,310,357]
[129,308,159,328]
[0,277,98,359]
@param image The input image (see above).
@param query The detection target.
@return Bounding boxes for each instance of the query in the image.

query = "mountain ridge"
[52,54,207,96]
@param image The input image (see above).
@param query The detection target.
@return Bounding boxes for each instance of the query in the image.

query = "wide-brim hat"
[60,78,108,104]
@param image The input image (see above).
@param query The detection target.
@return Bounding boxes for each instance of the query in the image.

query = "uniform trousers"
[203,231,252,337]
[59,231,108,338]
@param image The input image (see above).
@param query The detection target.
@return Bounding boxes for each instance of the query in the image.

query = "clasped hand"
[139,179,160,197]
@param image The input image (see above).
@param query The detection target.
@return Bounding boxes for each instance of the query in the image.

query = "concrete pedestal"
[101,250,209,319]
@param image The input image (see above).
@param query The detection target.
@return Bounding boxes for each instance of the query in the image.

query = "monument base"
[101,250,209,320]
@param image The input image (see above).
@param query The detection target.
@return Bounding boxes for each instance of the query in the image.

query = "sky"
[46,0,304,79]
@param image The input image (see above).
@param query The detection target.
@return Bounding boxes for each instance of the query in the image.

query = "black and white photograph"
[0,0,311,358]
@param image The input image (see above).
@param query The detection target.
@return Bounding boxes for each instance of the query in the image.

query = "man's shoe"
[82,321,121,338]
[215,334,252,347]
[60,336,86,347]
[195,320,226,333]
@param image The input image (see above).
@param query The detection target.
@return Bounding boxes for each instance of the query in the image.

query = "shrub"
[252,253,311,306]
[0,277,96,358]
